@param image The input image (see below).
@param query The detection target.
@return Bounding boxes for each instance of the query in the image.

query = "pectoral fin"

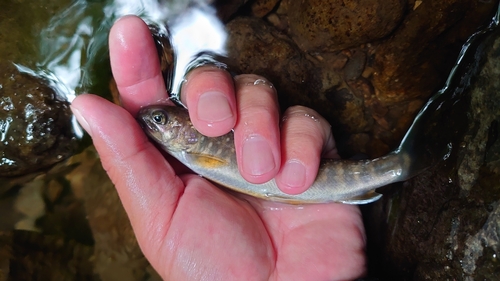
[187,153,228,168]
[340,191,383,204]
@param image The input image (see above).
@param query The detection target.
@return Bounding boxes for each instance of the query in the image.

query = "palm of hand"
[146,174,365,280]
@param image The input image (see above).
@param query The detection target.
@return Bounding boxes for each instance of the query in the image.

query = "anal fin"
[340,191,383,204]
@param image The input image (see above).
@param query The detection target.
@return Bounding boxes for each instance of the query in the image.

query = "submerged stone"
[0,63,77,177]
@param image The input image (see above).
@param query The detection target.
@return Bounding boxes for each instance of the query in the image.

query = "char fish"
[138,106,417,204]
[137,4,500,204]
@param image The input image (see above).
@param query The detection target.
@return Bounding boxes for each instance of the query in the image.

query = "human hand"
[71,16,366,280]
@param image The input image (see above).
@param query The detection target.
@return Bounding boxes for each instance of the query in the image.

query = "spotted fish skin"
[138,105,412,204]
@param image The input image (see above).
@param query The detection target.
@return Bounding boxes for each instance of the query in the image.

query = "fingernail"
[242,135,275,176]
[197,91,233,122]
[281,160,306,188]
[70,105,92,136]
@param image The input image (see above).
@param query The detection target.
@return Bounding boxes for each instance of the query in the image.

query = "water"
[6,0,228,107]
[392,4,500,176]
[0,0,231,180]
[0,0,230,228]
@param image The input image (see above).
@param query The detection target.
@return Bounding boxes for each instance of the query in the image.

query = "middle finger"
[233,74,281,184]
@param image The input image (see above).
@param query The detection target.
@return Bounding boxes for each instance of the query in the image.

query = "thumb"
[70,94,184,253]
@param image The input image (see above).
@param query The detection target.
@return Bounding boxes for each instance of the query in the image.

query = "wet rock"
[0,62,77,177]
[266,5,288,32]
[324,85,372,147]
[462,203,500,276]
[225,0,497,157]
[364,22,500,280]
[226,17,382,155]
[457,50,500,195]
[343,50,367,81]
[212,0,250,21]
[0,230,94,280]
[0,0,77,178]
[282,0,405,52]
[372,0,498,105]
[226,16,321,110]
[250,0,280,17]
[0,145,158,280]
[13,180,45,231]
[225,16,414,155]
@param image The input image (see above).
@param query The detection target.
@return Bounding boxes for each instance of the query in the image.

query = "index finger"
[109,15,168,116]
[180,66,237,137]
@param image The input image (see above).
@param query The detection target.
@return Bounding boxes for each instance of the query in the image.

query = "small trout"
[138,106,414,204]
[136,1,500,204]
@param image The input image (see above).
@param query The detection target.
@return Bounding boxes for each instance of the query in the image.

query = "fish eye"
[151,110,167,125]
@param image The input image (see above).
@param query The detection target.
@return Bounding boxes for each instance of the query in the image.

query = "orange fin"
[189,153,228,168]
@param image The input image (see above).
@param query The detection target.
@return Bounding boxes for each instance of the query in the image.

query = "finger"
[233,74,281,184]
[181,66,237,137]
[109,15,169,116]
[70,94,183,252]
[275,106,338,194]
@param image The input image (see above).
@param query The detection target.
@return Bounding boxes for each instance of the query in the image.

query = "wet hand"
[71,15,366,280]
[108,15,338,194]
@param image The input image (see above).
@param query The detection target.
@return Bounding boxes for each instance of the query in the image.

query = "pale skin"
[71,16,366,280]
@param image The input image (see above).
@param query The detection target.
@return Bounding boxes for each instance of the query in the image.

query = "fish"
[137,3,500,204]
[135,1,500,205]
[138,105,415,204]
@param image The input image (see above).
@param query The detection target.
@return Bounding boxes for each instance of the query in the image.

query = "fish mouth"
[137,108,159,133]
[139,118,158,133]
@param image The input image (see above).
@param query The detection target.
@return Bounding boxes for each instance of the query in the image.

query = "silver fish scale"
[139,105,412,204]
[175,147,410,204]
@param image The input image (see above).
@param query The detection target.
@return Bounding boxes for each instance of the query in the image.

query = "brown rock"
[226,16,320,109]
[284,0,405,52]
[364,20,500,280]
[213,0,250,21]
[251,0,280,17]
[372,0,497,105]
[3,230,94,280]
[0,63,77,177]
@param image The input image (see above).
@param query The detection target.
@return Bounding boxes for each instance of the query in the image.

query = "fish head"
[138,105,200,152]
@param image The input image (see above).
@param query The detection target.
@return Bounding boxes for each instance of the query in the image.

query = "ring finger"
[275,106,337,195]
